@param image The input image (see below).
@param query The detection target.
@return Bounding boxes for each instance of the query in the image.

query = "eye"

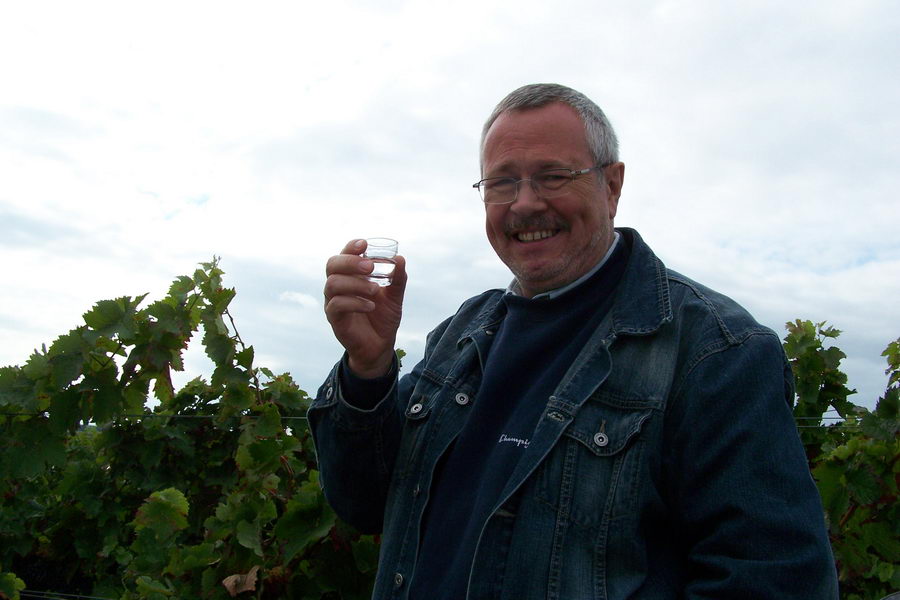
[484,177,516,191]
[535,170,572,189]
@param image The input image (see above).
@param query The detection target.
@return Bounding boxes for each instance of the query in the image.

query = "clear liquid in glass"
[367,258,396,286]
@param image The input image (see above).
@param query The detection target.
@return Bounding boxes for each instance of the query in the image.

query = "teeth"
[517,230,556,242]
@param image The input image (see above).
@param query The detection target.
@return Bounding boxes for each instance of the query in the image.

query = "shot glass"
[364,238,398,286]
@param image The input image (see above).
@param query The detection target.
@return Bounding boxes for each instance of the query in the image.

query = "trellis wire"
[19,590,115,600]
[0,411,870,429]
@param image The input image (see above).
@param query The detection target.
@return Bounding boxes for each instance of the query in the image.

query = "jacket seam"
[670,329,779,403]
[666,272,738,345]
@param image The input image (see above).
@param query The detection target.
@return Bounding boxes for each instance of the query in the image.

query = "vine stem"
[838,504,857,530]
[93,340,125,373]
[225,307,264,406]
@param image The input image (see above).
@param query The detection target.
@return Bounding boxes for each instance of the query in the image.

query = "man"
[310,83,838,599]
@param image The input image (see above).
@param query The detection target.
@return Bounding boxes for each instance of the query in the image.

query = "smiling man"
[310,83,838,599]
[481,100,621,298]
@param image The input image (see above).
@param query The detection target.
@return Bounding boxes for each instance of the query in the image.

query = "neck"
[511,231,621,300]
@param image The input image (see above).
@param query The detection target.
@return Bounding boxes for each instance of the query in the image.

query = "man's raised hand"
[323,239,407,378]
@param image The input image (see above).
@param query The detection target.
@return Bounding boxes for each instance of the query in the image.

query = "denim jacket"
[309,228,838,599]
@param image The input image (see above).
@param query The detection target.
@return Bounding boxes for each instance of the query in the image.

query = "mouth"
[514,229,559,243]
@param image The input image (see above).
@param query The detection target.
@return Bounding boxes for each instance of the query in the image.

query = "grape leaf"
[863,521,900,562]
[92,384,124,424]
[845,465,882,505]
[82,296,140,340]
[236,347,254,370]
[48,388,82,435]
[0,571,26,600]
[167,275,196,301]
[0,366,35,410]
[254,404,282,438]
[133,488,189,538]
[48,330,87,390]
[274,498,336,563]
[203,330,234,367]
[813,461,850,518]
[352,535,380,574]
[235,519,263,556]
[166,542,217,576]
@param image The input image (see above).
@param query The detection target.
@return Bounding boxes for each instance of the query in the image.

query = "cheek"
[485,206,507,237]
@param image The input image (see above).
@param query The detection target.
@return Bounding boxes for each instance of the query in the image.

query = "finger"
[340,238,367,255]
[323,273,379,302]
[324,294,376,320]
[326,253,375,277]
[384,255,408,297]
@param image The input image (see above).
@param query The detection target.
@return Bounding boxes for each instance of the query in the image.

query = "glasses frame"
[472,164,610,205]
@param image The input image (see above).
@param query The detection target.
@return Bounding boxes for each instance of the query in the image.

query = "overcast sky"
[2,1,898,410]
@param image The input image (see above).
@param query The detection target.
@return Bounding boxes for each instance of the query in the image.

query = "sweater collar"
[505,231,622,301]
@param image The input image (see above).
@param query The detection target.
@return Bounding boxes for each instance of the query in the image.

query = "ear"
[604,162,625,218]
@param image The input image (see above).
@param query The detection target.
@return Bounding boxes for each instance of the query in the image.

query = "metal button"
[394,573,404,587]
[485,329,495,336]
[455,393,469,406]
[593,432,609,447]
[410,403,423,414]
[325,386,333,399]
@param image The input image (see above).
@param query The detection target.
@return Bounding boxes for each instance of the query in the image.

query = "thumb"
[385,255,407,300]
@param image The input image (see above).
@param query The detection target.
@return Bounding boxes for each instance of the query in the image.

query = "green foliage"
[784,321,900,599]
[0,571,26,600]
[3,263,897,599]
[0,259,376,599]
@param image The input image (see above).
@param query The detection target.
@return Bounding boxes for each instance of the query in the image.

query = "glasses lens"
[481,178,516,204]
[534,169,573,195]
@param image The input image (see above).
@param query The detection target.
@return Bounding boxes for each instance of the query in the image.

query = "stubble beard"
[509,226,611,296]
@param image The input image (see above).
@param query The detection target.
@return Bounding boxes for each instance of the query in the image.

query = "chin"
[512,265,566,293]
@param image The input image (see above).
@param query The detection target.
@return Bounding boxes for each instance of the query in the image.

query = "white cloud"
[1,0,898,409]
[279,291,320,310]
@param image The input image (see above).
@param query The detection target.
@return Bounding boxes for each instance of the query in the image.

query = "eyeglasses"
[472,165,608,205]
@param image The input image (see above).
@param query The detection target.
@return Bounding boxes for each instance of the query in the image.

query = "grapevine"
[1,264,897,599]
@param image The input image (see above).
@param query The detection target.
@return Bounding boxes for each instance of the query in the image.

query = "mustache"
[503,216,569,235]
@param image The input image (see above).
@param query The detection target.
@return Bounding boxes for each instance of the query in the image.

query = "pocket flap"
[564,402,653,457]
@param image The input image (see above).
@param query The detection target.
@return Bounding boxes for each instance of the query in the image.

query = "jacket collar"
[457,227,672,344]
[609,227,673,336]
[458,292,506,345]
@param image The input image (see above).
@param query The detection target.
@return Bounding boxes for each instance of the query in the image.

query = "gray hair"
[480,83,619,169]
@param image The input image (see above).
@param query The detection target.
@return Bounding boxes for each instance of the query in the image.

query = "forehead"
[482,102,592,173]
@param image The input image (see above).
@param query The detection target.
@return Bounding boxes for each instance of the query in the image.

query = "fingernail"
[360,259,373,272]
[354,239,365,250]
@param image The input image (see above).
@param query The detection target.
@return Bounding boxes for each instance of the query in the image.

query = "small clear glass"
[363,238,398,286]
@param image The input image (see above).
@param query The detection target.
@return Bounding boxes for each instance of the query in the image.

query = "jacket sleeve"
[307,355,421,534]
[663,331,839,599]
[307,312,457,534]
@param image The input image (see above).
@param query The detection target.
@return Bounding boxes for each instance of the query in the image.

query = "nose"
[510,179,548,215]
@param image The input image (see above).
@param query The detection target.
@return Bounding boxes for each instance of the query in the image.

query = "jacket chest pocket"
[535,394,654,529]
